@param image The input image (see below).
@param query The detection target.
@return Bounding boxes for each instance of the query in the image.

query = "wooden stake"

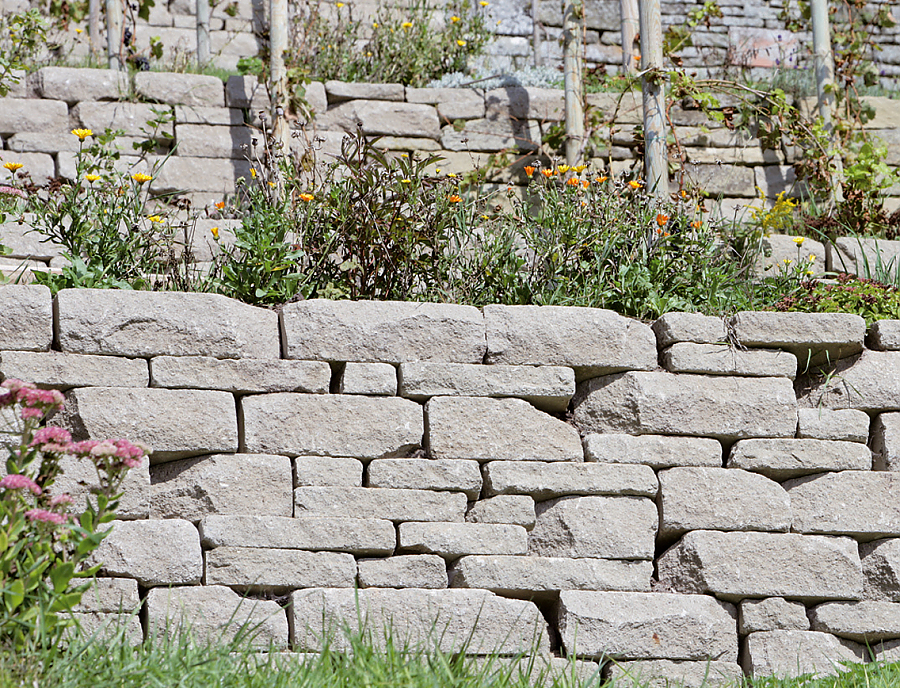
[639,0,667,196]
[105,0,123,70]
[563,0,584,165]
[620,0,639,73]
[269,0,291,158]
[811,0,843,204]
[196,0,211,66]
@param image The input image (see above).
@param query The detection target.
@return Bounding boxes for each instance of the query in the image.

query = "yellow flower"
[250,168,257,178]
[628,179,642,190]
[268,181,276,187]
[806,269,815,276]
[792,236,805,246]
[299,192,314,202]
[456,39,467,46]
[435,168,441,174]
[85,173,101,182]
[400,153,409,158]
[783,258,793,265]
[3,162,23,172]
[147,215,163,223]
[71,128,93,141]
[447,172,458,178]
[400,178,412,184]
[480,1,488,6]
[75,27,83,33]
[132,173,153,184]
[450,15,460,21]
[481,214,490,220]
[373,21,378,28]
[401,21,413,29]
[210,226,220,240]
[557,165,570,173]
[336,2,344,6]
[595,175,608,183]
[809,254,817,262]
[572,164,588,173]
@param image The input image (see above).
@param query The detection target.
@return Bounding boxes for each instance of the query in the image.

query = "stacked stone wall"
[5,284,900,683]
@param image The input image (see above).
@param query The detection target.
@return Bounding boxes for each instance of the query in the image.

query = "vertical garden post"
[563,0,584,165]
[269,0,291,156]
[811,0,843,204]
[105,0,124,69]
[533,0,542,66]
[621,0,639,73]
[196,0,211,66]
[639,0,667,196]
[89,0,101,58]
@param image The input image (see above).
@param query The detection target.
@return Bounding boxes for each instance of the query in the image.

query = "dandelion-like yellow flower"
[268,181,276,187]
[783,258,793,265]
[480,1,489,6]
[809,254,817,263]
[451,15,460,22]
[628,179,642,190]
[211,226,220,240]
[132,173,153,184]
[401,21,413,28]
[447,172,458,178]
[457,39,467,46]
[448,194,462,203]
[147,215,163,223]
[373,21,378,27]
[85,173,101,182]
[76,27,83,33]
[572,164,588,173]
[3,162,23,172]
[400,178,412,184]
[792,236,805,246]
[481,214,490,220]
[71,128,93,141]
[250,168,257,178]
[806,269,815,276]
[557,165,570,173]
[595,175,608,183]
[299,193,314,202]
[336,2,344,7]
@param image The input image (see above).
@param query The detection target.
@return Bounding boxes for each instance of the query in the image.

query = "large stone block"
[728,438,871,479]
[661,343,797,378]
[294,456,363,487]
[732,311,865,364]
[482,461,657,499]
[740,598,811,634]
[294,487,466,523]
[658,467,791,539]
[60,387,238,463]
[151,453,292,520]
[426,397,582,462]
[0,218,63,261]
[0,98,68,134]
[786,472,900,539]
[873,413,900,470]
[557,591,737,661]
[325,81,404,101]
[405,87,485,120]
[36,66,129,103]
[440,118,540,152]
[582,433,722,468]
[398,362,574,412]
[466,495,535,530]
[0,285,52,351]
[652,312,727,348]
[800,350,900,411]
[604,660,743,688]
[54,453,149,520]
[862,538,900,601]
[56,289,279,358]
[225,74,269,109]
[74,578,140,613]
[810,600,900,642]
[338,362,397,396]
[73,101,175,138]
[828,236,900,278]
[870,320,900,351]
[89,519,202,586]
[798,408,870,442]
[574,372,797,440]
[291,588,550,655]
[399,522,527,559]
[150,356,329,393]
[134,71,225,106]
[200,515,395,555]
[0,351,148,390]
[205,547,356,590]
[367,459,481,499]
[357,555,448,589]
[146,585,288,649]
[281,299,486,364]
[174,123,252,158]
[150,156,250,194]
[657,530,863,601]
[742,630,867,678]
[529,496,657,560]
[483,305,656,380]
[243,394,423,458]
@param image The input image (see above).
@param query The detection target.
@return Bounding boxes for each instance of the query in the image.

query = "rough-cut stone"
[200,515,395,555]
[871,320,900,351]
[657,530,863,601]
[64,612,143,645]
[740,598,811,634]
[662,343,797,378]
[368,459,481,499]
[325,80,405,101]
[294,456,363,487]
[339,362,397,395]
[37,66,129,103]
[358,555,448,589]
[73,101,175,138]
[61,387,238,463]
[147,585,288,648]
[0,351,148,389]
[557,591,737,661]
[732,311,865,364]
[0,285,52,351]
[873,413,900,470]
[89,519,202,586]
[174,123,252,158]
[800,350,900,411]
[484,87,566,121]
[426,397,582,462]
[862,538,900,601]
[483,461,657,499]
[466,495,535,530]
[56,289,279,358]
[399,362,574,412]
[742,630,867,678]
[134,71,225,106]
[786,472,900,539]
[658,467,791,539]
[205,547,356,590]
[243,394,423,458]
[291,588,549,655]
[605,660,743,688]
[450,556,651,597]
[529,496,657,560]
[0,218,63,260]
[294,487,466,522]
[281,299,486,364]
[483,305,656,380]
[582,434,722,468]
[652,312,728,348]
[474,655,601,687]
[406,87,485,120]
[150,156,250,194]
[54,453,149,519]
[440,118,540,152]
[809,601,900,642]
[0,98,68,134]
[726,438,872,479]
[797,408,870,442]
[872,638,900,663]
[399,522,527,559]
[225,74,269,109]
[150,453,292,520]
[150,356,329,393]
[574,372,797,440]
[174,105,245,126]
[74,578,140,613]
[829,236,900,278]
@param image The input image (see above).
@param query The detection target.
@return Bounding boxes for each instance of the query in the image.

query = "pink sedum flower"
[20,406,44,420]
[25,509,67,525]
[30,426,73,454]
[49,493,74,507]
[0,473,42,495]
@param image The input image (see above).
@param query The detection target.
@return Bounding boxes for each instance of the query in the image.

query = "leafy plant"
[774,272,900,324]
[0,10,49,97]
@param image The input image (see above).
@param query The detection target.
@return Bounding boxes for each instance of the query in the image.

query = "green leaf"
[6,579,24,611]
[50,561,75,593]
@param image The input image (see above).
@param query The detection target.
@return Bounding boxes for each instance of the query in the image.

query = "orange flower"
[524,166,535,177]
[656,213,669,226]
[541,169,555,177]
[299,192,314,202]
[595,175,608,183]
[215,201,225,209]
[566,177,579,186]
[581,180,590,189]
[448,194,463,203]
[691,220,702,229]
[628,180,642,190]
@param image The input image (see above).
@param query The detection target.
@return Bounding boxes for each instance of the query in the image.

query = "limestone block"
[56,288,279,359]
[358,555,448,589]
[150,356,329,393]
[147,585,288,649]
[291,588,549,655]
[205,547,356,590]
[54,453,149,520]
[399,522,527,559]
[652,312,727,347]
[732,311,865,364]
[325,81,404,101]
[0,218,63,260]
[809,600,900,642]
[368,459,481,499]
[449,556,652,597]
[405,87,485,120]
[873,413,900,470]
[60,387,238,463]
[74,578,140,613]
[151,453,292,520]
[658,467,791,539]
[294,456,363,487]
[474,655,601,687]
[797,408,870,442]
[0,151,53,185]
[295,487,466,522]
[870,320,900,350]
[225,74,269,109]
[398,362,574,412]
[574,372,797,440]
[5,131,79,154]
[318,99,440,138]
[873,638,900,662]
[73,101,175,138]
[661,343,797,378]
[683,164,755,196]
[862,538,900,601]
[657,530,863,601]
[605,660,743,688]
[742,630,867,678]
[134,71,225,106]
[426,397,582,462]
[483,305,656,380]
[338,362,397,395]
[89,519,202,586]
[466,495,535,530]
[728,438,871,479]
[828,236,900,277]
[557,591,738,661]
[786,472,900,539]
[243,394,423,458]
[64,612,143,645]
[800,350,900,411]
[174,123,252,158]
[740,598,811,634]
[36,66,129,103]
[0,351,148,390]
[754,234,825,275]
[483,461,657,499]
[199,515,395,555]
[440,118,540,152]
[484,87,566,121]
[281,299,486,364]
[582,433,723,468]
[174,105,244,125]
[150,156,250,194]
[0,98,68,134]
[0,285,52,351]
[529,496,657,560]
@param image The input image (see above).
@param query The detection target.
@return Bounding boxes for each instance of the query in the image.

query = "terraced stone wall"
[4,284,900,684]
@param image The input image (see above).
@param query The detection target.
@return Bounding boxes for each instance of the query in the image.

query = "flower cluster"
[0,379,65,420]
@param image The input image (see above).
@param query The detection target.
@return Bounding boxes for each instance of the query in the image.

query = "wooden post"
[620,0,639,73]
[196,0,211,66]
[532,0,541,66]
[269,0,291,157]
[811,0,843,204]
[105,0,124,70]
[89,0,101,59]
[639,0,667,196]
[563,0,584,165]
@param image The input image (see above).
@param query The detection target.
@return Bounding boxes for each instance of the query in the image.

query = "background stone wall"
[4,284,900,682]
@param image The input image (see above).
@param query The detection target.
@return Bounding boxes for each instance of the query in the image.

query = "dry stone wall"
[5,284,900,683]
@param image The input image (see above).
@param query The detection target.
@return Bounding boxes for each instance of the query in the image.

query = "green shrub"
[773,272,900,325]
